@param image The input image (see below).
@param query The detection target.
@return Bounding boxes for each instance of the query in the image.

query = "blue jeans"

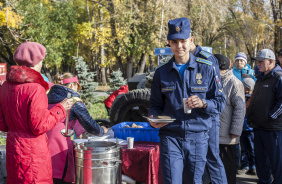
[254,129,282,184]
[240,131,255,170]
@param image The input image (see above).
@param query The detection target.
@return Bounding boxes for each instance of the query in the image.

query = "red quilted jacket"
[0,66,66,184]
[104,85,129,108]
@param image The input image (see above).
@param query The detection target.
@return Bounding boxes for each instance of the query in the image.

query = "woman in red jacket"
[0,41,73,184]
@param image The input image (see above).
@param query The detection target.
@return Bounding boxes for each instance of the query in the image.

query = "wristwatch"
[201,99,207,109]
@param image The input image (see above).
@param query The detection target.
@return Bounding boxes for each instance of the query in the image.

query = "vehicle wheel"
[109,89,151,125]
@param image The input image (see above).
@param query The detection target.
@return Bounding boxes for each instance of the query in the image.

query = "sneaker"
[237,168,248,175]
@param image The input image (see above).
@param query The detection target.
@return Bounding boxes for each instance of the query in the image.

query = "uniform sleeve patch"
[213,66,223,92]
[196,58,212,65]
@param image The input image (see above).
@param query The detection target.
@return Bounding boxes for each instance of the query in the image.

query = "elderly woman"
[0,41,73,184]
[233,52,256,81]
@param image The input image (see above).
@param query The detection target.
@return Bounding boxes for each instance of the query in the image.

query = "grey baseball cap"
[253,49,276,61]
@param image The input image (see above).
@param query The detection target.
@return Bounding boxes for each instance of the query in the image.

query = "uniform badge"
[196,73,202,85]
[176,26,180,32]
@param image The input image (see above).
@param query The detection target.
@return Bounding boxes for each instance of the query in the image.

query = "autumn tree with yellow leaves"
[0,1,23,66]
[0,0,281,83]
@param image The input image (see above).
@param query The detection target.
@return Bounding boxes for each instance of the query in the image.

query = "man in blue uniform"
[148,17,226,184]
[190,43,228,184]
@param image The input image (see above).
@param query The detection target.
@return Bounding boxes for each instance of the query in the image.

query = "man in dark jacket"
[247,49,282,184]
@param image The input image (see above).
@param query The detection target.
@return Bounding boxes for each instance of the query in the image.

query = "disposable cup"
[127,137,134,149]
[183,98,192,114]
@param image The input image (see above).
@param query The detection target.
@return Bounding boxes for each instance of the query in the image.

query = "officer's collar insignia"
[176,26,180,32]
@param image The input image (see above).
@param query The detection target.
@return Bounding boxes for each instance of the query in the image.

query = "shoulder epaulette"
[200,50,212,59]
[155,61,169,70]
[196,57,212,66]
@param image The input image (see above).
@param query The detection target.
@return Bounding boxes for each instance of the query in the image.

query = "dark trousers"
[205,122,227,183]
[240,131,255,169]
[235,143,241,169]
[219,144,237,184]
[254,129,282,184]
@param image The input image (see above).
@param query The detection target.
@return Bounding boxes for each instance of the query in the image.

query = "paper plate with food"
[143,116,176,123]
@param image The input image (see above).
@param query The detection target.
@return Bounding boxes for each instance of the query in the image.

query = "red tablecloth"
[121,142,163,184]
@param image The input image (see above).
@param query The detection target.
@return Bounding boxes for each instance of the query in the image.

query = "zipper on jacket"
[174,67,186,141]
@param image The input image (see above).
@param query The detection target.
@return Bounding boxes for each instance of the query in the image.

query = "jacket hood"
[221,69,234,83]
[48,85,81,104]
[6,65,49,90]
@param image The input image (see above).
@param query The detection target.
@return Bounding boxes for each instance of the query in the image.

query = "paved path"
[94,91,109,97]
[237,173,258,184]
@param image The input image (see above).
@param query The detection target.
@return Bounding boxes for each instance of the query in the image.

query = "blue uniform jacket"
[149,53,226,139]
[193,46,225,127]
[194,45,220,76]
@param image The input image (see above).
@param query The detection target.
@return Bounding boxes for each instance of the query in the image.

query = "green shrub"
[87,96,109,120]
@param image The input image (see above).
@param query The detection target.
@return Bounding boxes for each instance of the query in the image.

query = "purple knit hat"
[235,52,247,64]
[13,41,46,67]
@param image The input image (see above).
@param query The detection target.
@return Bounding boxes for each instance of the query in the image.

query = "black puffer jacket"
[47,85,104,136]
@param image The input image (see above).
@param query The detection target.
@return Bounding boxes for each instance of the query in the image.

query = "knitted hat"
[242,78,255,91]
[214,54,230,70]
[235,52,247,64]
[13,41,46,67]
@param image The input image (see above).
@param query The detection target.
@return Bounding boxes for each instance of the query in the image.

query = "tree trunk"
[99,6,107,85]
[0,48,16,66]
[108,0,127,78]
[149,55,153,71]
[126,56,134,80]
[270,0,282,52]
[137,53,147,73]
[117,56,125,77]
[158,0,165,46]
